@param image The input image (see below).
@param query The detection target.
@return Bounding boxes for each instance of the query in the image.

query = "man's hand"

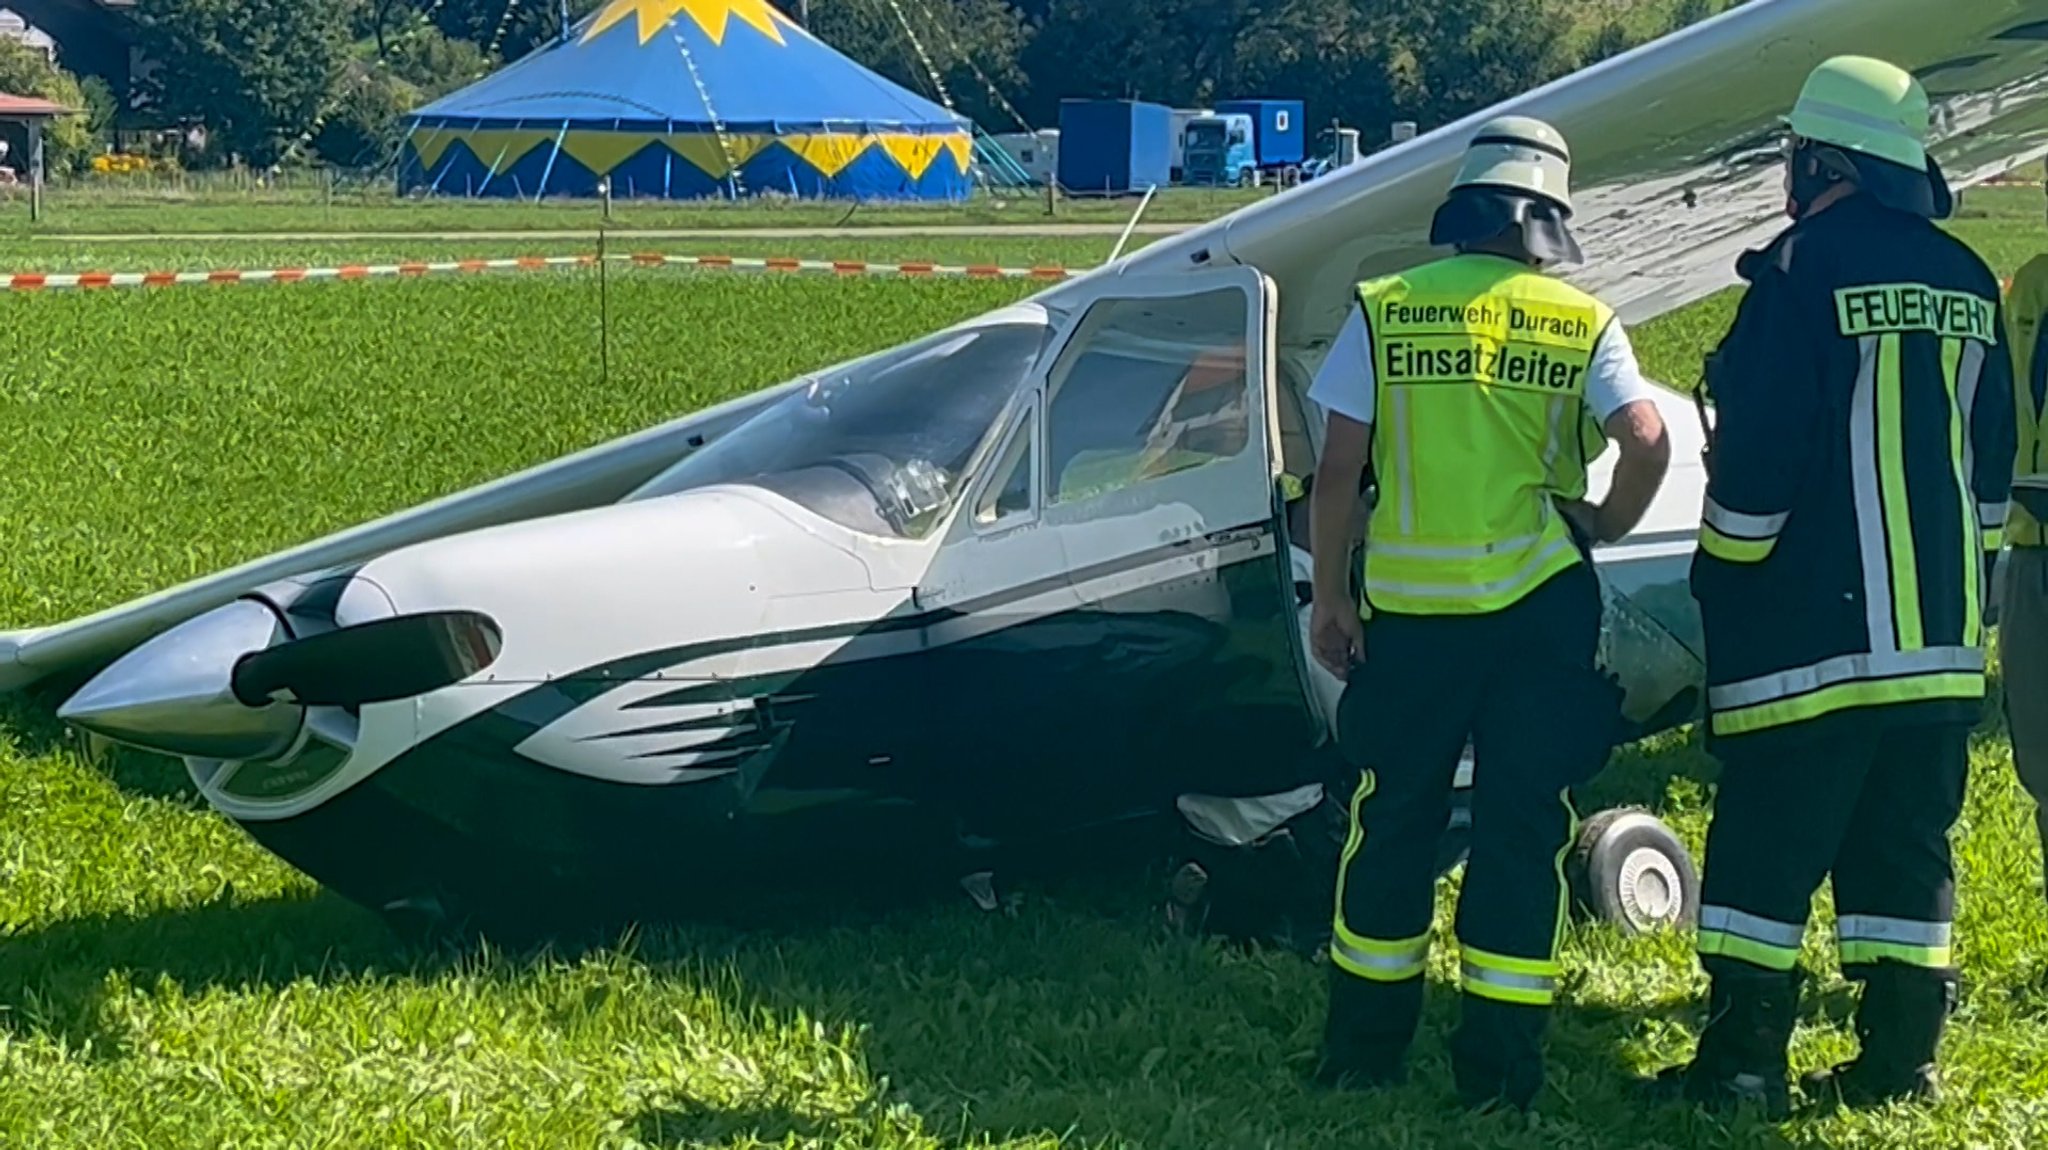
[1310,600,1365,680]
[1557,498,1600,545]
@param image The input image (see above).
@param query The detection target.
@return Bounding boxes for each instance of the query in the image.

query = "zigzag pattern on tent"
[399,129,973,200]
[405,128,972,182]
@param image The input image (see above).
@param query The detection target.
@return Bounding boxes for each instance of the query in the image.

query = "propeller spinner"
[58,599,503,762]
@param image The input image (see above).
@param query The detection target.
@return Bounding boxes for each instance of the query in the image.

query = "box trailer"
[988,129,1059,186]
[1057,99,1174,194]
[1212,98,1307,167]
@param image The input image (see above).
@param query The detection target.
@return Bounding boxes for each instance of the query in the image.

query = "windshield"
[630,317,1053,539]
[1188,122,1226,147]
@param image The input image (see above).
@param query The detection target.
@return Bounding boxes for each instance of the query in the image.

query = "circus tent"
[397,0,975,201]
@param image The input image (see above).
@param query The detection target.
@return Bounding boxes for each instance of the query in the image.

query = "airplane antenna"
[1107,183,1158,264]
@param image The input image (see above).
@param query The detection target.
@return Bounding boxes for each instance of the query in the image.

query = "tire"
[1567,808,1698,934]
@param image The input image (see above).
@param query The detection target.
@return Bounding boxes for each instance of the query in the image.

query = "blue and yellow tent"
[397,0,974,201]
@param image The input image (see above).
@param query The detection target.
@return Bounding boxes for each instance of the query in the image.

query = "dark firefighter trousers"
[1696,718,1969,981]
[1324,561,1617,1098]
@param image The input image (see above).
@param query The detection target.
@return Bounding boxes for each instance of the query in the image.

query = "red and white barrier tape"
[0,252,1078,293]
[0,255,596,291]
[618,252,1074,280]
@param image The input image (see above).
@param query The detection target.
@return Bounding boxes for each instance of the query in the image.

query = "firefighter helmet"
[1784,55,1952,218]
[1447,116,1574,213]
[1431,116,1583,265]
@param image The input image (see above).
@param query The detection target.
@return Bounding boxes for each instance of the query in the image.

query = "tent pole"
[536,120,570,202]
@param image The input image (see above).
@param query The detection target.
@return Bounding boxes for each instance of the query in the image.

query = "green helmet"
[1787,55,1930,171]
[1447,116,1574,213]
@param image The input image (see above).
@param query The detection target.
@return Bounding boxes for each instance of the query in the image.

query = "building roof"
[0,92,74,118]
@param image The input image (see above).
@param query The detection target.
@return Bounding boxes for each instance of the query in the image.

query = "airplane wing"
[1118,0,2048,364]
[7,0,2048,694]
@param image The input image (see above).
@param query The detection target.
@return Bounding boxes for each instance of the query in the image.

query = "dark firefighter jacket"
[1691,193,2017,753]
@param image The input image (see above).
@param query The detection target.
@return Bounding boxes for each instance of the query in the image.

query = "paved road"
[34,222,1203,243]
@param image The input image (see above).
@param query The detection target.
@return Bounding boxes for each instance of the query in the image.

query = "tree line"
[2,0,1744,174]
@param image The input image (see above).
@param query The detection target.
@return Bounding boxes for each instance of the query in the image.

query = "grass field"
[0,180,1261,239]
[3,188,2048,1149]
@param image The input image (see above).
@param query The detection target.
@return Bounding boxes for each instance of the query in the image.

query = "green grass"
[4,188,2048,1148]
[0,235,1137,276]
[0,181,1258,238]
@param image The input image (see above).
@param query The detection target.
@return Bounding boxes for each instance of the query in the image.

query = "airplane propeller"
[230,610,504,709]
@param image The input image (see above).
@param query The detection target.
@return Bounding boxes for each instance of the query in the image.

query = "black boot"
[1450,995,1550,1112]
[1801,963,1955,1108]
[1652,965,1802,1120]
[1313,968,1423,1090]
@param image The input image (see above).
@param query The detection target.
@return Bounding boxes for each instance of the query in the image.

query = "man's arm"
[1313,413,1372,608]
[1302,302,1377,565]
[1574,320,1672,544]
[1303,305,1377,675]
[1694,262,1818,566]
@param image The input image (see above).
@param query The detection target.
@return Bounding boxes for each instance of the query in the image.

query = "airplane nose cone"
[58,598,305,762]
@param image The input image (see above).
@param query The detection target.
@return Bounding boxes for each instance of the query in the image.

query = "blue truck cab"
[1181,113,1258,187]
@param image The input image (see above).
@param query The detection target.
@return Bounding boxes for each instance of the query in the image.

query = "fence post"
[29,119,43,224]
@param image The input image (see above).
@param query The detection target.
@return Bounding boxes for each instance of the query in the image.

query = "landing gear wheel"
[1567,808,1697,934]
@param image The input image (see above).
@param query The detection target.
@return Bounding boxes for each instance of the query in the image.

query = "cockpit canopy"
[629,309,1056,538]
[630,284,1265,544]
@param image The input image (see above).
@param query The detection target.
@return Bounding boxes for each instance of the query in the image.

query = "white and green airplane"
[13,0,2043,940]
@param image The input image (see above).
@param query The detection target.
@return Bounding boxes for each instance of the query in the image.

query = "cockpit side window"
[1043,289,1254,506]
[975,401,1037,527]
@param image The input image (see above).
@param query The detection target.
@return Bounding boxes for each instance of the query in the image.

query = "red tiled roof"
[0,93,75,118]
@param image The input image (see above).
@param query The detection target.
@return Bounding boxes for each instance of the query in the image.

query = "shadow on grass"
[6,696,1877,1147]
[0,850,1865,1149]
[634,1103,832,1148]
[0,888,419,1054]
[612,906,1842,1150]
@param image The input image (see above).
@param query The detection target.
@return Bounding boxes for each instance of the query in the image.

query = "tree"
[0,39,97,175]
[313,19,495,169]
[313,60,421,169]
[1234,0,1396,143]
[1366,0,1577,128]
[1581,19,1638,67]
[134,0,354,168]
[425,0,604,61]
[807,0,1035,132]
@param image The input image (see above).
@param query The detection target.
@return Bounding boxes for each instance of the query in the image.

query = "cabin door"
[911,267,1321,842]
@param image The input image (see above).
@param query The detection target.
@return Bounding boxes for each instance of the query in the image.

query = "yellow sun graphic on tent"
[584,0,793,46]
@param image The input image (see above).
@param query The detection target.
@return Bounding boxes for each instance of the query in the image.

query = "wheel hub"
[1616,845,1682,930]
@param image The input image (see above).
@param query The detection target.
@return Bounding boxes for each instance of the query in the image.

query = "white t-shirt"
[1305,302,1659,428]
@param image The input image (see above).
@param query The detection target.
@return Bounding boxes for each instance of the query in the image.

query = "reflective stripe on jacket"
[1357,253,1608,616]
[1692,195,2017,746]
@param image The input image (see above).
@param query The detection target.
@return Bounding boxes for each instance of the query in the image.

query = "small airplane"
[16,0,2048,940]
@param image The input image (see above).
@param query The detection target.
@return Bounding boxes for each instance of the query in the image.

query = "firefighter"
[1655,57,2017,1117]
[1305,115,1673,1111]
[1996,165,2048,903]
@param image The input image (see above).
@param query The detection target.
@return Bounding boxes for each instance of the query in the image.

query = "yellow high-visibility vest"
[2004,254,2048,547]
[1356,253,1610,615]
